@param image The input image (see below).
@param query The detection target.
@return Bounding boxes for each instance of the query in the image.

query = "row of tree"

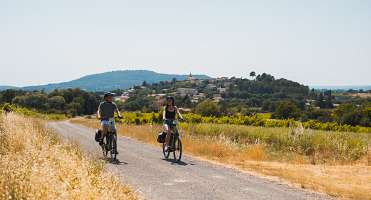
[0,89,101,116]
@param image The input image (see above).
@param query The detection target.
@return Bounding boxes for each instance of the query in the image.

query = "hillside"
[23,70,210,92]
[0,86,19,91]
[311,85,371,91]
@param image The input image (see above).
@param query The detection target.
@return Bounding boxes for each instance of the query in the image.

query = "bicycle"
[99,118,118,161]
[162,120,183,162]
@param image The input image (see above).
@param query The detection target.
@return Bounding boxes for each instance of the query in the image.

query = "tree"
[0,89,23,103]
[47,96,66,110]
[249,71,256,80]
[272,101,301,119]
[334,103,371,126]
[12,93,48,110]
[195,100,220,116]
[316,91,334,109]
[302,107,333,122]
[123,95,156,112]
[172,78,177,84]
[255,73,274,82]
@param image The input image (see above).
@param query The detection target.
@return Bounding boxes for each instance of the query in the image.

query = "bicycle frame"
[169,126,179,149]
[162,120,183,162]
[100,119,117,160]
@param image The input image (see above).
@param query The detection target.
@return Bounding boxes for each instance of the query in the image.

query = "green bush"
[195,100,221,116]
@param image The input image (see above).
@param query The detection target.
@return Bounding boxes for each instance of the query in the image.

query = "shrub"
[272,101,301,120]
[195,100,221,116]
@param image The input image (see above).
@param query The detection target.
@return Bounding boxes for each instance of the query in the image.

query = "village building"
[212,94,224,102]
[217,87,227,93]
[207,83,217,89]
[114,95,130,102]
[177,88,198,97]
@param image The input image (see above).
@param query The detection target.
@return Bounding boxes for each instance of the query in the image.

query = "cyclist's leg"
[100,121,109,145]
[164,122,171,149]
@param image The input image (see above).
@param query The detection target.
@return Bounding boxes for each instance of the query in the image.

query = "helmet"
[104,92,114,98]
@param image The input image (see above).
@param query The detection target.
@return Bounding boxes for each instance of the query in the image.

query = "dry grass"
[71,118,371,200]
[0,114,137,200]
[348,93,371,98]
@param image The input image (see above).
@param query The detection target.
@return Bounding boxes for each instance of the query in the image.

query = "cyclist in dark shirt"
[163,96,183,152]
[97,92,122,153]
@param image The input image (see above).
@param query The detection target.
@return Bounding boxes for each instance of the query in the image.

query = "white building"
[217,87,227,93]
[114,95,130,102]
[177,88,198,96]
[207,84,217,89]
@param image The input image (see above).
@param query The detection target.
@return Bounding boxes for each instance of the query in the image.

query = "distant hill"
[0,86,19,91]
[23,70,211,92]
[311,85,371,91]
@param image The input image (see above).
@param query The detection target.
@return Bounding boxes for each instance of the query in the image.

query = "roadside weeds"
[0,114,137,200]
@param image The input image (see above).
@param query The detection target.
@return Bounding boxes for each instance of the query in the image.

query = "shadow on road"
[100,157,128,165]
[109,158,128,165]
[162,159,194,166]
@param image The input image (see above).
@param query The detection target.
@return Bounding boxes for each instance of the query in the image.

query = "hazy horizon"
[1,0,370,87]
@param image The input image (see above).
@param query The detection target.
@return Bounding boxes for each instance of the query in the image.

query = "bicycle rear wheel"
[173,137,182,162]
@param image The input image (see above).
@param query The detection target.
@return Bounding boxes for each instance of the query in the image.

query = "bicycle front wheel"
[162,143,170,159]
[173,137,182,162]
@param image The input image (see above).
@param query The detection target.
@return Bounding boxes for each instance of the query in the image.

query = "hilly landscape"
[21,70,210,92]
[0,86,19,90]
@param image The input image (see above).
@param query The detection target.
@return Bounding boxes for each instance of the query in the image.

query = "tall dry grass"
[0,114,136,200]
[71,118,371,199]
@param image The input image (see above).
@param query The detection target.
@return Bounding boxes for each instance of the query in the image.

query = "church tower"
[188,72,193,81]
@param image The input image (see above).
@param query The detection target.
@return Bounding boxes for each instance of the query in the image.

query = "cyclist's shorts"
[101,120,116,132]
[163,119,175,129]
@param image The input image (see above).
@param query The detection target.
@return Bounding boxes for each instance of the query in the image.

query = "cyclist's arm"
[162,106,166,120]
[175,106,184,120]
[116,106,122,118]
[97,104,102,119]
[113,103,122,118]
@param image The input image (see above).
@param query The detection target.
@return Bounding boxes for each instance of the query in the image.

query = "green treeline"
[0,88,101,116]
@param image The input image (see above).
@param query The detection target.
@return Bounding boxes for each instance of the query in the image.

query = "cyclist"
[163,96,183,152]
[97,92,122,154]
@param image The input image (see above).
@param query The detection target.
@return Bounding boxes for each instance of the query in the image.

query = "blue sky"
[1,0,370,86]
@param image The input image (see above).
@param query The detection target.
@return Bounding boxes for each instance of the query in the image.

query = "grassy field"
[0,113,137,200]
[72,118,371,199]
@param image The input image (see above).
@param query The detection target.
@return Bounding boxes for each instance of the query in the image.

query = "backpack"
[157,132,166,143]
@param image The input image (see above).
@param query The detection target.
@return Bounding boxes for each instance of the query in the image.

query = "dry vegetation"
[347,93,371,98]
[71,118,371,199]
[0,114,137,200]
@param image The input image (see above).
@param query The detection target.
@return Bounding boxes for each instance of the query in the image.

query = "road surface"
[48,121,329,200]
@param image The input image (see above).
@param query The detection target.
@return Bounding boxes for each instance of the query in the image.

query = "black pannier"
[157,131,166,143]
[95,129,102,142]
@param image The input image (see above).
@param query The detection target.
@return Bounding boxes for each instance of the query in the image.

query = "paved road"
[48,121,329,200]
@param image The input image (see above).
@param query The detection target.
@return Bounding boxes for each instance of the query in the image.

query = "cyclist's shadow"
[101,157,128,165]
[162,159,192,166]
